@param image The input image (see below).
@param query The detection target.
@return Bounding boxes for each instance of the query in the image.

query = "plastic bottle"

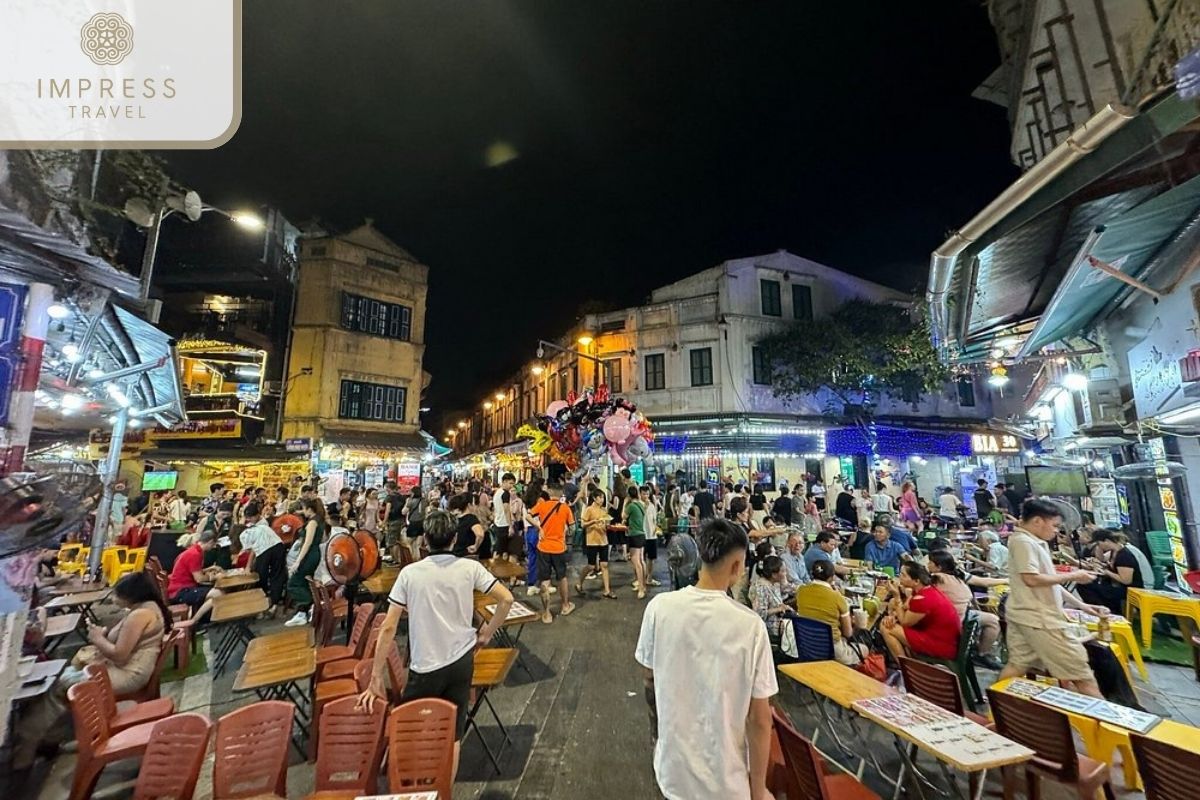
[1097,614,1112,643]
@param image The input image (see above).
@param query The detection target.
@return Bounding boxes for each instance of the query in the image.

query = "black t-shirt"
[750,491,767,511]
[386,492,405,521]
[973,489,995,517]
[1004,488,1024,516]
[835,491,856,523]
[772,496,792,524]
[694,490,716,520]
[452,513,482,557]
[1113,547,1144,589]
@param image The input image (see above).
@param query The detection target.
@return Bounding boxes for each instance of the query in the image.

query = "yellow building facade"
[281,222,430,476]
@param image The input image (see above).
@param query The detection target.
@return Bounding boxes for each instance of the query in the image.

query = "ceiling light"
[458,421,467,429]
[47,303,70,319]
[87,367,104,379]
[235,366,260,377]
[61,342,79,358]
[1062,372,1088,391]
[105,383,130,408]
[987,366,1009,387]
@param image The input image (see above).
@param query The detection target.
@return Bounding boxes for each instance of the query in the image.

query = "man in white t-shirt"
[238,502,287,608]
[998,498,1105,697]
[635,518,777,800]
[492,472,515,561]
[359,510,514,778]
[167,489,190,524]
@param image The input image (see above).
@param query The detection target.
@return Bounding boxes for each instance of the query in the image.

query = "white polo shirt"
[388,554,497,673]
[492,489,511,527]
[635,586,778,800]
[238,520,282,556]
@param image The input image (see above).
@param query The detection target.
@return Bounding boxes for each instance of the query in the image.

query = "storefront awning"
[1018,173,1200,358]
[321,427,428,453]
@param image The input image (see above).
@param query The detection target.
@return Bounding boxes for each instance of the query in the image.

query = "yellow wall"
[282,231,428,441]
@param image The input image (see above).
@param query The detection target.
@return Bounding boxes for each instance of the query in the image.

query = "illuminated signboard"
[970,433,1021,455]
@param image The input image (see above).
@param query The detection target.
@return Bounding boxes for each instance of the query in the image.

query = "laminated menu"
[486,601,538,620]
[1034,687,1161,733]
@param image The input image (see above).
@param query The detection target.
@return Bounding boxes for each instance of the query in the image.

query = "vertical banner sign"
[1148,438,1190,592]
[0,283,26,427]
[1087,478,1121,529]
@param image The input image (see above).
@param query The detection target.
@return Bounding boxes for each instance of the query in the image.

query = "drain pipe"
[927,103,1137,356]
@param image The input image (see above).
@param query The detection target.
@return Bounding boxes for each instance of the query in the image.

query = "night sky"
[166,1,1018,421]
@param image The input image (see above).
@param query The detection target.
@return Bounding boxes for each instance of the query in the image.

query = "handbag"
[855,651,887,682]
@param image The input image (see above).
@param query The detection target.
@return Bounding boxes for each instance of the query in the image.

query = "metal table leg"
[463,688,506,773]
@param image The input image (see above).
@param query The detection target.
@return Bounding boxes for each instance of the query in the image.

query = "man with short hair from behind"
[635,518,777,800]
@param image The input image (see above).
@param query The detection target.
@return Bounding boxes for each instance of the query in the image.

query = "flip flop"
[602,592,617,599]
[561,603,576,616]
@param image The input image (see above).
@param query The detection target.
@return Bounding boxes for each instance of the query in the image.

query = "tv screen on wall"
[141,471,178,491]
[1025,466,1088,497]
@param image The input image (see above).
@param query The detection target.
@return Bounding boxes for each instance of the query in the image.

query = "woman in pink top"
[899,481,922,531]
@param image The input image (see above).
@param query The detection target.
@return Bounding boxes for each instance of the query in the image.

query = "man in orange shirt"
[531,491,576,624]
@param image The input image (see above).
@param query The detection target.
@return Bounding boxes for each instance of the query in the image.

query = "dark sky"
[166,1,1018,421]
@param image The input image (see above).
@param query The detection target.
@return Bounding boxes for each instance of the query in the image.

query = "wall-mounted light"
[47,303,70,320]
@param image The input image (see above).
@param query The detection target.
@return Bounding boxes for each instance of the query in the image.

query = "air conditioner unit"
[1079,379,1124,427]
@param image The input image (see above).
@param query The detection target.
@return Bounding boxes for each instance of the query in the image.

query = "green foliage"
[757,299,949,415]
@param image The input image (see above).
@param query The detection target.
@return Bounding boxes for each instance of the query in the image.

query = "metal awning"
[321,427,428,453]
[0,205,140,299]
[1018,173,1200,357]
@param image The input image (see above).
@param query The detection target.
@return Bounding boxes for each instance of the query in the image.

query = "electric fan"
[271,513,304,545]
[1040,497,1083,532]
[324,528,382,585]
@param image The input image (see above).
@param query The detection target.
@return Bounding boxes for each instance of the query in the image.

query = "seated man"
[964,529,1009,576]
[795,560,865,665]
[864,523,908,573]
[168,529,224,623]
[803,531,849,578]
[779,533,810,587]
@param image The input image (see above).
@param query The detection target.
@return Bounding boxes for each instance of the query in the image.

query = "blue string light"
[824,426,971,457]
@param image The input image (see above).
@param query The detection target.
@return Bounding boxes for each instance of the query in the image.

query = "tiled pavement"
[14,559,1200,799]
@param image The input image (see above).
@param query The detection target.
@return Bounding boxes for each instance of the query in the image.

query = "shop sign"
[395,461,420,490]
[1128,287,1200,419]
[970,433,1021,454]
[284,438,311,453]
[88,427,151,458]
[151,418,242,440]
[1087,478,1120,529]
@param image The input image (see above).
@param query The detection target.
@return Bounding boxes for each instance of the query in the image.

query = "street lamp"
[577,334,594,347]
[495,391,506,402]
[531,364,545,376]
[483,401,493,410]
[458,420,467,429]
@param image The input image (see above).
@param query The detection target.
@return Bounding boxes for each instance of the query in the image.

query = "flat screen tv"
[141,470,178,491]
[1025,466,1088,497]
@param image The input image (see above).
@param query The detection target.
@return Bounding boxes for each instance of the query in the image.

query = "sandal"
[602,592,617,599]
[574,582,584,596]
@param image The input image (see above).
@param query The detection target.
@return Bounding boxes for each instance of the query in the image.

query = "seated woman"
[1077,529,1145,615]
[795,560,866,666]
[13,572,169,770]
[750,555,795,643]
[926,550,1003,670]
[880,561,961,663]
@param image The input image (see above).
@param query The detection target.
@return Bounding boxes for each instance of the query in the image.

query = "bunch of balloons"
[517,387,654,476]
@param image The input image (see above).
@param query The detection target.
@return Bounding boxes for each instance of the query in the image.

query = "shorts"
[385,519,407,547]
[607,528,625,547]
[536,550,569,582]
[584,544,609,565]
[171,586,210,608]
[627,534,646,550]
[644,538,658,560]
[402,648,474,740]
[493,525,518,557]
[1005,621,1094,682]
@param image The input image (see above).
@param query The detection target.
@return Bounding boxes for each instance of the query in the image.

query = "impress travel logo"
[0,1,242,148]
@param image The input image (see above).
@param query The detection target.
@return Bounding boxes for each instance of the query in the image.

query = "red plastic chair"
[988,689,1116,800]
[1129,731,1200,800]
[115,628,184,704]
[82,663,174,733]
[315,602,374,669]
[772,706,880,799]
[304,695,388,799]
[319,616,384,681]
[386,698,456,798]
[131,713,212,800]
[213,701,294,799]
[65,678,160,800]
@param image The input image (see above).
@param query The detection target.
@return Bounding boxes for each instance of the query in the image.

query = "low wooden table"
[854,694,1033,800]
[234,644,316,754]
[778,660,898,785]
[42,588,111,624]
[210,588,270,676]
[474,594,539,678]
[14,658,67,702]
[466,648,518,772]
[40,612,82,654]
[215,570,260,591]
[244,626,314,659]
[482,557,526,582]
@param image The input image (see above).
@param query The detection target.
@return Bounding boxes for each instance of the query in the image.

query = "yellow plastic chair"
[58,545,91,576]
[1126,588,1200,648]
[101,546,143,585]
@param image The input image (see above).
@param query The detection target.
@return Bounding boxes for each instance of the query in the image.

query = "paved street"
[21,550,1200,800]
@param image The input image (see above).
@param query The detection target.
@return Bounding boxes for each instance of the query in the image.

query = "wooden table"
[466,648,518,772]
[778,660,897,784]
[481,557,526,582]
[362,564,400,598]
[14,659,67,702]
[234,643,316,754]
[42,588,111,624]
[474,594,539,679]
[210,588,270,676]
[1125,588,1200,648]
[39,612,82,654]
[244,626,314,659]
[215,570,260,591]
[854,694,1033,800]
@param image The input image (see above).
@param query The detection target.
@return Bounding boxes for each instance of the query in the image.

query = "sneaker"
[547,585,557,594]
[526,586,541,597]
[647,578,662,587]
[584,572,599,580]
[284,611,308,627]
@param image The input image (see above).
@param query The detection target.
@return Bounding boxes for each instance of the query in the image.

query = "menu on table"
[854,695,1033,767]
[354,793,438,800]
[1033,686,1161,734]
[486,601,538,619]
[1062,609,1128,625]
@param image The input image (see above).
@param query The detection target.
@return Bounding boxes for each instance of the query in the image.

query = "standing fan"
[1040,497,1083,532]
[325,528,381,585]
[272,513,304,546]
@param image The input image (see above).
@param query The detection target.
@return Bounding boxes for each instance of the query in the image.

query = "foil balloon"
[608,442,627,466]
[603,414,632,443]
[546,400,569,417]
[627,436,652,460]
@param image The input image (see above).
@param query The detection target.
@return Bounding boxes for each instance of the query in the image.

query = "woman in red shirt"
[880,561,961,662]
